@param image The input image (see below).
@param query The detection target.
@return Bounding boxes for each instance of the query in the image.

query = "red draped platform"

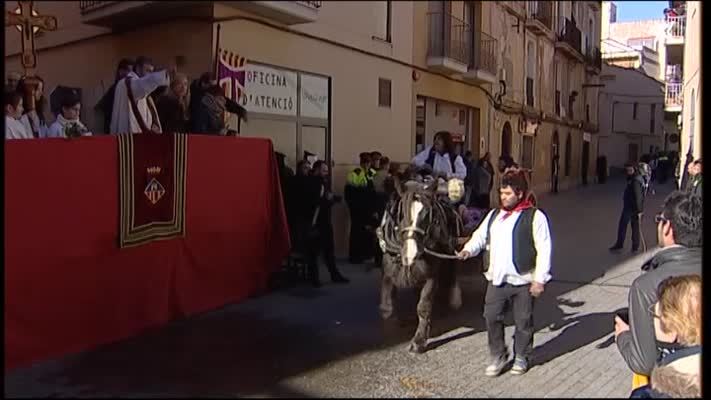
[4,135,290,371]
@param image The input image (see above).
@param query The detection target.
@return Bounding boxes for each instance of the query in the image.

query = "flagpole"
[213,23,221,77]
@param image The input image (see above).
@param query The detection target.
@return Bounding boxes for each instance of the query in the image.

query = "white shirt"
[5,116,33,139]
[47,114,93,138]
[20,112,48,138]
[110,70,169,134]
[462,208,552,286]
[412,145,467,180]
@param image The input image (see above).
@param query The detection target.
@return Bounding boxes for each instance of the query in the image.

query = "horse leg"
[409,277,436,353]
[380,274,395,320]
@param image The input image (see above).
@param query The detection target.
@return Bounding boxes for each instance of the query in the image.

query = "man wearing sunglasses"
[614,191,702,379]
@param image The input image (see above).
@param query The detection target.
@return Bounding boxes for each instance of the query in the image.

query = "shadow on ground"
[4,179,675,397]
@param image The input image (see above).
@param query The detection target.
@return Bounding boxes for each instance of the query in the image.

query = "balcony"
[219,1,321,25]
[585,46,602,73]
[665,15,685,64]
[665,82,683,112]
[79,1,211,28]
[555,16,584,62]
[463,31,498,84]
[666,64,683,82]
[79,1,321,28]
[526,1,554,39]
[426,12,471,75]
[500,1,526,19]
[526,77,534,107]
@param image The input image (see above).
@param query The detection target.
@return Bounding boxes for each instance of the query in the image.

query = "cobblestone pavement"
[5,179,676,398]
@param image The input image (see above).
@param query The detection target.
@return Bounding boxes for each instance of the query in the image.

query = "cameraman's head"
[656,191,703,248]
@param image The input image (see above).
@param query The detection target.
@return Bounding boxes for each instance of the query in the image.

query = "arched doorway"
[501,121,512,159]
[551,131,560,193]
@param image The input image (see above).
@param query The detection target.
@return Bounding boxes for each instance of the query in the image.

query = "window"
[378,78,391,108]
[526,41,535,107]
[633,102,638,119]
[555,90,561,116]
[586,104,590,123]
[458,109,466,126]
[374,0,393,42]
[650,104,656,133]
[627,37,656,50]
[522,136,534,170]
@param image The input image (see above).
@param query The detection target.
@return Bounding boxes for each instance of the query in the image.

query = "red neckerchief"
[500,199,534,221]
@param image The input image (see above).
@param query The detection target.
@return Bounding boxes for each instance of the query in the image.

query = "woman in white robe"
[17,76,49,138]
[110,69,172,134]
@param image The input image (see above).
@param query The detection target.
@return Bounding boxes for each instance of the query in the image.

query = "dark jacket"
[155,94,190,133]
[616,246,702,375]
[630,345,701,398]
[95,82,118,134]
[624,175,645,213]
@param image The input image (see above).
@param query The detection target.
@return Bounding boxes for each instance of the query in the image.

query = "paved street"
[5,178,676,398]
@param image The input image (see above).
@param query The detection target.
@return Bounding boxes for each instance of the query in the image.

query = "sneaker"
[510,356,528,375]
[484,353,509,377]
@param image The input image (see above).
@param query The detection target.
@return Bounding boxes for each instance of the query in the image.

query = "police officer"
[345,152,377,264]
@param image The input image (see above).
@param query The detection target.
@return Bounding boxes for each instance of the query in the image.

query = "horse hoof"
[408,342,426,354]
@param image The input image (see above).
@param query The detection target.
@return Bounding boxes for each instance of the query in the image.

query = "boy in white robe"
[5,91,32,140]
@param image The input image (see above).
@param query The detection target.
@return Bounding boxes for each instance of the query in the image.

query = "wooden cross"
[5,1,57,75]
[5,1,57,112]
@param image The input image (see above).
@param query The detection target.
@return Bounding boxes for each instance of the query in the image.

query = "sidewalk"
[4,179,676,398]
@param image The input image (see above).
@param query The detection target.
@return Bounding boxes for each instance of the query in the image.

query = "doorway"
[501,121,512,158]
[582,140,590,185]
[551,131,560,192]
[628,143,639,164]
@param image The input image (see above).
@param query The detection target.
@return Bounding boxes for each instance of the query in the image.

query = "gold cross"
[5,1,57,75]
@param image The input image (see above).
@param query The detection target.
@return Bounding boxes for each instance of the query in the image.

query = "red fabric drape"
[4,135,290,371]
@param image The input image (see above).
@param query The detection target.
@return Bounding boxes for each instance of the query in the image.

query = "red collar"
[501,199,534,220]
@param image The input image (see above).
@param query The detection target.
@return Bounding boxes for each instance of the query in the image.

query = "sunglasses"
[654,214,669,224]
[648,303,662,320]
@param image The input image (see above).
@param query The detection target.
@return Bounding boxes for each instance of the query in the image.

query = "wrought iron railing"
[527,1,552,30]
[79,0,117,13]
[471,31,498,76]
[665,83,683,108]
[556,16,582,55]
[665,15,686,39]
[427,11,471,65]
[666,64,683,82]
[586,46,602,69]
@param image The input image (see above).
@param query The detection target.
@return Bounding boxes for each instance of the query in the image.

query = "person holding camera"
[302,160,349,287]
[614,191,702,385]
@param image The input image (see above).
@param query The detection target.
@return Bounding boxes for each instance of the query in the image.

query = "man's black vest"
[425,148,457,172]
[481,207,547,275]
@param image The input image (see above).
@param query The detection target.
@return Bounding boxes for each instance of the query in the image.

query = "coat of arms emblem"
[144,166,166,205]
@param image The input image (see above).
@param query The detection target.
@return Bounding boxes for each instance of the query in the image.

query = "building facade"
[5,1,602,257]
[675,0,701,185]
[598,64,665,171]
[600,1,682,160]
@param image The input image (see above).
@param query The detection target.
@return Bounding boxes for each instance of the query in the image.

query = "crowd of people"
[5,56,247,140]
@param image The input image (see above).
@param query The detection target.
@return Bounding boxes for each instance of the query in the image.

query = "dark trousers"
[306,225,339,282]
[614,209,640,250]
[483,282,535,361]
[348,209,373,263]
[552,174,559,193]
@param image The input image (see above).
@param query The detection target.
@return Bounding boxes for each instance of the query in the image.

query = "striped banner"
[118,133,188,248]
[217,48,247,102]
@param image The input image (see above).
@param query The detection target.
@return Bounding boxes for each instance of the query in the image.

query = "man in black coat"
[614,190,702,376]
[610,163,646,253]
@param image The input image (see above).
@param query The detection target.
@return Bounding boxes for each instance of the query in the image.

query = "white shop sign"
[240,64,298,116]
[300,73,329,119]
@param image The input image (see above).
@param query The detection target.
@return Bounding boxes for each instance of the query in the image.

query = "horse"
[377,178,463,353]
